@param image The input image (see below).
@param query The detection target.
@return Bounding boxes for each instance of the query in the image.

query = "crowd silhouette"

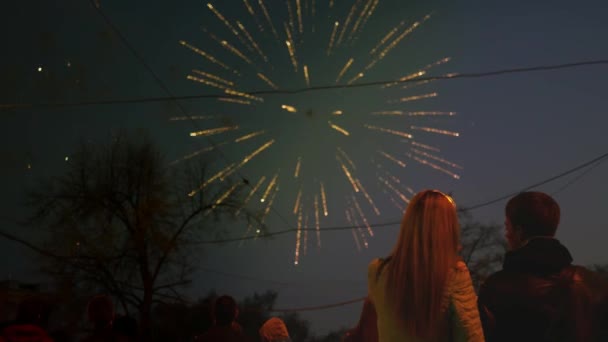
[1,191,607,342]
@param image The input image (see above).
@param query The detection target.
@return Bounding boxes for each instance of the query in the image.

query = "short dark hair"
[505,191,560,238]
[214,295,237,326]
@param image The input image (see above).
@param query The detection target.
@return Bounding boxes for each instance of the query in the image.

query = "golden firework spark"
[235,130,266,143]
[337,158,359,193]
[346,72,364,85]
[314,194,321,247]
[236,176,266,215]
[364,125,413,139]
[294,203,303,265]
[410,126,460,137]
[389,92,438,103]
[179,40,232,71]
[320,182,328,216]
[258,0,280,39]
[303,65,311,87]
[192,70,234,86]
[337,1,359,46]
[186,75,229,90]
[378,150,407,168]
[237,21,268,61]
[407,154,461,179]
[354,178,380,215]
[188,163,235,197]
[411,148,463,169]
[285,39,298,72]
[213,183,241,208]
[332,110,343,115]
[296,0,304,34]
[411,141,440,152]
[346,210,362,252]
[293,188,302,214]
[294,156,302,178]
[225,88,264,102]
[190,126,238,137]
[168,115,213,121]
[336,58,354,83]
[352,194,374,236]
[329,121,350,136]
[281,104,298,113]
[337,147,357,171]
[261,172,279,202]
[257,73,279,89]
[379,175,410,203]
[218,97,252,105]
[327,21,339,55]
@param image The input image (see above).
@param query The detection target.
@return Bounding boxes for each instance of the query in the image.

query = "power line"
[1,59,607,110]
[189,150,608,244]
[271,297,366,313]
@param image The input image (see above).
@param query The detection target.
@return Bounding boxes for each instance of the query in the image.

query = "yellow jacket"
[368,259,485,342]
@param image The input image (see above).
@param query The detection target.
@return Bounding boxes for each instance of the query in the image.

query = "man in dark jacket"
[478,191,608,341]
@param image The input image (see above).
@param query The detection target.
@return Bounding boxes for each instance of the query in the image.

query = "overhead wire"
[2,60,608,110]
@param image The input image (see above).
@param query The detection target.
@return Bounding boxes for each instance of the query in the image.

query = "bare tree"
[15,135,257,339]
[458,210,507,290]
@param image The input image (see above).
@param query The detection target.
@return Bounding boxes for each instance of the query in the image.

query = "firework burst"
[177,0,461,263]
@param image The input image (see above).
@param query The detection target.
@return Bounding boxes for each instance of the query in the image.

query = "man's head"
[213,295,238,326]
[505,191,560,249]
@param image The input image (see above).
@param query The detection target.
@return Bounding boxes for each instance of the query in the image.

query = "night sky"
[2,0,608,335]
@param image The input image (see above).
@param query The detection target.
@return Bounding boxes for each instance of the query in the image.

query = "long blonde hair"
[382,190,460,339]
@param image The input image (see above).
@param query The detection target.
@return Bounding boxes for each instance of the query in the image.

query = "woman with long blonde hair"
[367,190,484,341]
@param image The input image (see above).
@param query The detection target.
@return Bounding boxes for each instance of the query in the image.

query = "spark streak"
[213,183,240,207]
[379,176,410,203]
[186,75,229,90]
[169,115,213,121]
[235,130,266,142]
[225,89,264,102]
[320,182,328,216]
[223,140,275,180]
[257,73,279,89]
[188,163,235,197]
[314,194,321,247]
[179,40,232,71]
[261,172,279,202]
[364,125,413,139]
[294,157,302,178]
[327,21,339,55]
[236,176,266,215]
[190,126,238,137]
[346,210,362,252]
[296,0,304,34]
[258,0,280,39]
[378,151,407,168]
[411,126,460,137]
[192,70,234,86]
[294,203,302,265]
[281,104,298,113]
[337,147,357,170]
[285,40,298,72]
[304,65,311,87]
[352,194,374,236]
[355,179,380,215]
[411,141,440,152]
[329,121,350,136]
[369,21,405,55]
[337,0,359,46]
[411,148,463,169]
[338,159,359,192]
[237,21,268,61]
[346,72,364,85]
[389,92,437,103]
[407,154,461,179]
[293,188,302,214]
[218,97,251,105]
[336,58,354,83]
